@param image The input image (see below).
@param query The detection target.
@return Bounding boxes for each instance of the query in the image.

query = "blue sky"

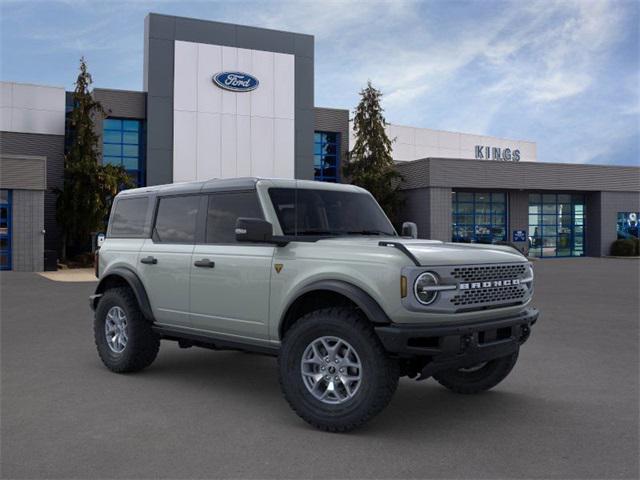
[1,0,638,166]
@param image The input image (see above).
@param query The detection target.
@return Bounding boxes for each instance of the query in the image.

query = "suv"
[91,178,537,432]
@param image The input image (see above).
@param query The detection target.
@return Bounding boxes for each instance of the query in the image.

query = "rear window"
[153,195,200,244]
[109,197,149,237]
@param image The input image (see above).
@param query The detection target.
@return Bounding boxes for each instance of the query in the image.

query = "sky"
[1,0,638,166]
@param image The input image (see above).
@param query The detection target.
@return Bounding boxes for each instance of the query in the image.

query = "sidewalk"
[37,268,97,282]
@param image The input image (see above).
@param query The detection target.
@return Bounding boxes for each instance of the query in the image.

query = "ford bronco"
[91,178,537,432]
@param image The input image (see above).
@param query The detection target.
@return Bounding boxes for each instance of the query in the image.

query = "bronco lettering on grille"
[459,279,520,290]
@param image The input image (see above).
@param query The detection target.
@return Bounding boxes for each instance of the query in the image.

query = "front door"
[190,191,273,341]
[138,194,201,328]
[0,190,12,271]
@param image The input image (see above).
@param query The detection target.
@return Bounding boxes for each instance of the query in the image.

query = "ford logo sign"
[212,72,259,92]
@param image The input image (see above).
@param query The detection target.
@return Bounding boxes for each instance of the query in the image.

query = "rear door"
[138,194,201,328]
[189,190,274,340]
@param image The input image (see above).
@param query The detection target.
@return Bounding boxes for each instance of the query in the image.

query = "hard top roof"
[116,177,367,198]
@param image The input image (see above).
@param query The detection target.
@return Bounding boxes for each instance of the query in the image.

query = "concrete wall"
[397,158,640,192]
[0,151,46,271]
[509,191,529,254]
[143,13,315,185]
[11,189,44,271]
[172,41,295,181]
[0,82,65,136]
[0,132,63,252]
[587,191,640,256]
[401,187,451,241]
[351,123,537,163]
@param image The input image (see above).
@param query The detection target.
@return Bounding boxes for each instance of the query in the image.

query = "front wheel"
[433,349,519,394]
[278,308,399,432]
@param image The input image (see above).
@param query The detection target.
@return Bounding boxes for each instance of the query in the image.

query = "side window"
[153,195,200,244]
[206,191,263,244]
[110,197,149,237]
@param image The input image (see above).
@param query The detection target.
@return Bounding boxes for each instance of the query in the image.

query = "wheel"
[278,307,399,432]
[433,349,519,394]
[94,287,160,373]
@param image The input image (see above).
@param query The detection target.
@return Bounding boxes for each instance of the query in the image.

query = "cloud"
[0,0,637,165]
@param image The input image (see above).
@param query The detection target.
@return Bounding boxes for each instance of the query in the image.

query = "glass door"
[528,193,585,257]
[0,190,11,270]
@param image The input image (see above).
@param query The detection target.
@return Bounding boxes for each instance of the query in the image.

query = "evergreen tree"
[56,57,133,261]
[344,81,403,220]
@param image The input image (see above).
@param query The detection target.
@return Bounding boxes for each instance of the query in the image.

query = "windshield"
[268,188,397,237]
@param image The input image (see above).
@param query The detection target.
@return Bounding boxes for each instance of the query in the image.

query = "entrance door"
[528,193,585,257]
[0,190,11,270]
[189,191,273,341]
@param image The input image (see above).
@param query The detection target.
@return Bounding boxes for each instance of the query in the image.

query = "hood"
[315,237,526,266]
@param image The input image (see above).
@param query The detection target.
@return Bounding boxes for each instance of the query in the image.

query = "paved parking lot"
[1,258,638,479]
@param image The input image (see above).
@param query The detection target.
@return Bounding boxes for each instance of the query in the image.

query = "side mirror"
[235,217,274,243]
[401,222,418,239]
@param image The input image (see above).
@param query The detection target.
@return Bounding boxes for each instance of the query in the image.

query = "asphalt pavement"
[1,258,638,479]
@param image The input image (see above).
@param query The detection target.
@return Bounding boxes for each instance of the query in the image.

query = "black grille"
[451,264,527,283]
[451,285,527,307]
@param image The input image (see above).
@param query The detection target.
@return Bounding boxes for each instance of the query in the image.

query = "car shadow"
[127,346,539,435]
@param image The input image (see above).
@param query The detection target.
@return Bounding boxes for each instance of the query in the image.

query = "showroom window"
[528,194,585,257]
[616,212,639,239]
[452,191,507,244]
[314,132,340,183]
[102,118,146,187]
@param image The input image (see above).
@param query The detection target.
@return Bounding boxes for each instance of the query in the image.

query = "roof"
[396,157,640,192]
[117,177,367,197]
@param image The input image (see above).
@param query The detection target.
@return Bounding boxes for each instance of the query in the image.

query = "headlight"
[414,272,439,305]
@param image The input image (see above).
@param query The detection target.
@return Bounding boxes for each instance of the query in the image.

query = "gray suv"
[91,178,538,432]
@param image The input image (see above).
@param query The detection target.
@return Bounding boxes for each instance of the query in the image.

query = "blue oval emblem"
[212,72,259,92]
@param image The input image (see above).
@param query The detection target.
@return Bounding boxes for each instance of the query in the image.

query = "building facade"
[0,13,638,270]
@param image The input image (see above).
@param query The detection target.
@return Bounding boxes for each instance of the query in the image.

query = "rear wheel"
[433,349,519,394]
[278,307,399,432]
[94,287,160,373]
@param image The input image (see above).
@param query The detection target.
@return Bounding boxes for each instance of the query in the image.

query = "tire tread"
[94,286,160,373]
[278,307,398,432]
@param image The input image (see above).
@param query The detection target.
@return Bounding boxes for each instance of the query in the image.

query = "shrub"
[610,239,637,256]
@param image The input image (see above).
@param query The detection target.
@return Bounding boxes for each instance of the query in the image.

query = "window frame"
[108,196,151,239]
[528,192,585,258]
[102,117,146,187]
[203,189,266,246]
[151,194,204,245]
[451,191,508,244]
[314,131,341,183]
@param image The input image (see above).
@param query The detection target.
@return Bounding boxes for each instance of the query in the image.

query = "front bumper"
[375,307,538,379]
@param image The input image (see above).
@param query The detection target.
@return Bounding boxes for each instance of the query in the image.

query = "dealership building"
[1,13,639,271]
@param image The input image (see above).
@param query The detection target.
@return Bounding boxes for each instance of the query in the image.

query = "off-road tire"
[278,307,399,432]
[433,349,519,394]
[94,287,160,373]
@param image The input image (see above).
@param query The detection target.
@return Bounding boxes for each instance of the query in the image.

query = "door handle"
[140,256,158,265]
[194,259,215,268]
